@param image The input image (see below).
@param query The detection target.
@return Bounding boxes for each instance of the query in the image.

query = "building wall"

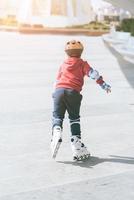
[2,0,95,27]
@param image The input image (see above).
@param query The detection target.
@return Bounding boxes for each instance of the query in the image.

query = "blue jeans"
[52,88,82,137]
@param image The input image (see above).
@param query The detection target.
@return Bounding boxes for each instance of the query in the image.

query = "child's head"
[65,40,84,58]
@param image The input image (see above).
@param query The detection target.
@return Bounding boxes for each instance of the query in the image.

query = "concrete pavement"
[0,32,134,199]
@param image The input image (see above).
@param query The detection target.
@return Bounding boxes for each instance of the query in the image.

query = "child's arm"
[88,67,111,93]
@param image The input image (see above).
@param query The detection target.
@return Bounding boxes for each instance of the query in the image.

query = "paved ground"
[0,32,134,200]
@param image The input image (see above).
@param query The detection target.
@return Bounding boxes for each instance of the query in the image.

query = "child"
[51,40,111,161]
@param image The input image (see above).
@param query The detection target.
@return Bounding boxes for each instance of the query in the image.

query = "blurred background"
[0,1,134,199]
[0,0,132,30]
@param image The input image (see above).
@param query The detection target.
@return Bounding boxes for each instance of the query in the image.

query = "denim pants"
[52,88,82,137]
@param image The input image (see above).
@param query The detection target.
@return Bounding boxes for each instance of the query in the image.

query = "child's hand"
[106,85,111,93]
[101,82,111,93]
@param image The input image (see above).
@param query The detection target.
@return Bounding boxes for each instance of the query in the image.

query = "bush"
[116,25,122,31]
[120,18,132,32]
[120,18,134,36]
[66,21,110,31]
[92,26,100,30]
[102,26,109,30]
[89,21,104,26]
[131,20,134,36]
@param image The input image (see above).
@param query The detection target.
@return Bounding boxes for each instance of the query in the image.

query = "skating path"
[0,32,134,200]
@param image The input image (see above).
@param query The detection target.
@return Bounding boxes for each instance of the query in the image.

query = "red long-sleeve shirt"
[55,57,91,92]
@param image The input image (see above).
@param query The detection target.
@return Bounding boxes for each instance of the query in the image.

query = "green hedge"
[66,21,109,31]
[131,20,134,36]
[120,18,134,36]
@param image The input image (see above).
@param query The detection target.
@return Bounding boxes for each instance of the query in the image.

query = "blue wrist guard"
[101,82,111,91]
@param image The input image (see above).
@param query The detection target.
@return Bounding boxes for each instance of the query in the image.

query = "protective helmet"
[65,40,84,57]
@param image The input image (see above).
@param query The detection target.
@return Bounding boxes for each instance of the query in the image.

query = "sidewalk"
[0,32,134,200]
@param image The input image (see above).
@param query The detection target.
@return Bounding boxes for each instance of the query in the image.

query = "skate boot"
[71,136,90,161]
[51,126,62,159]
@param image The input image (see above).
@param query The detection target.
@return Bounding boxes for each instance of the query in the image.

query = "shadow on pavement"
[57,155,134,168]
[104,42,134,89]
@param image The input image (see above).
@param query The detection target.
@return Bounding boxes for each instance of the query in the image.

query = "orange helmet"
[65,40,84,57]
